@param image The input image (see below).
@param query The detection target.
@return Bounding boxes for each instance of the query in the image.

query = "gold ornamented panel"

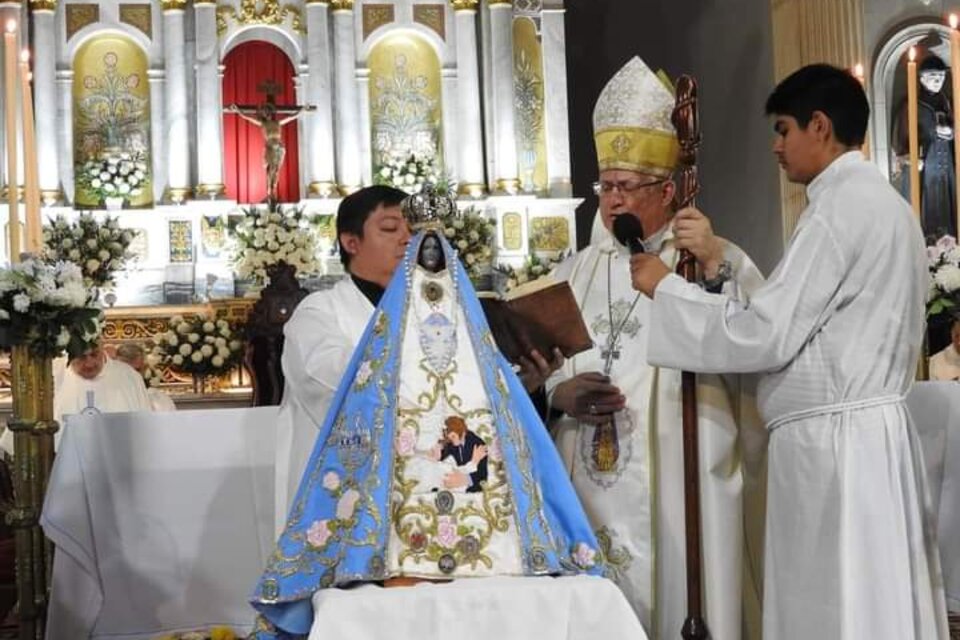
[30,0,57,12]
[66,4,99,41]
[168,220,193,263]
[501,212,522,251]
[528,216,569,252]
[368,33,444,168]
[128,228,149,262]
[330,0,354,9]
[513,17,547,193]
[413,4,445,40]
[201,216,227,258]
[72,35,154,208]
[217,0,305,37]
[120,4,152,38]
[450,0,478,10]
[362,4,395,40]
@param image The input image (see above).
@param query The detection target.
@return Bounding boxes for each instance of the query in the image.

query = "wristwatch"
[701,259,732,292]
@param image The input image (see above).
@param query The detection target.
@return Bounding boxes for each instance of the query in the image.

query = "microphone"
[612,214,646,254]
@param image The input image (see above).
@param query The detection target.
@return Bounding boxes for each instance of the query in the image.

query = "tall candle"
[853,62,871,160]
[4,20,18,263]
[950,14,960,236]
[20,51,38,254]
[908,46,921,217]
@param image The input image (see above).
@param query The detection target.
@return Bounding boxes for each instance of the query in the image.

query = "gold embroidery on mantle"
[216,0,306,37]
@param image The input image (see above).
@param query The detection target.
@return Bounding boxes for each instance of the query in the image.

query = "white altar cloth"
[41,407,278,640]
[309,575,646,640]
[907,381,960,610]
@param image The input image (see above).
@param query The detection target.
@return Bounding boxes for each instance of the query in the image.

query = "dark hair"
[765,63,869,146]
[336,185,408,267]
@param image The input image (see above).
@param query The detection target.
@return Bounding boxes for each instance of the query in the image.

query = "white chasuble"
[387,265,522,576]
[548,225,764,640]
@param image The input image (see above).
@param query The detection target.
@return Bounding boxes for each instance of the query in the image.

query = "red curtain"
[222,41,301,203]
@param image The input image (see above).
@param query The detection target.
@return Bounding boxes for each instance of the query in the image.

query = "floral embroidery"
[395,426,416,457]
[336,489,361,520]
[355,360,374,386]
[322,471,341,491]
[571,542,597,569]
[436,515,459,548]
[595,525,632,583]
[306,520,332,549]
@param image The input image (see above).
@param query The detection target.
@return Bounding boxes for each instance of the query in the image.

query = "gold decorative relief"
[29,0,57,12]
[217,0,305,36]
[66,4,99,41]
[487,0,512,5]
[413,4,445,40]
[362,4,394,40]
[330,0,354,9]
[450,0,478,10]
[528,216,570,252]
[501,212,522,251]
[120,4,152,38]
[160,0,186,10]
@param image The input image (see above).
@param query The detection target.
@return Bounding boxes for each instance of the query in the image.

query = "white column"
[193,0,224,198]
[162,1,191,202]
[147,70,167,204]
[55,69,73,203]
[488,0,518,193]
[541,7,571,197]
[331,0,362,192]
[452,1,484,196]
[305,0,336,197]
[357,70,372,187]
[440,69,458,186]
[32,6,59,203]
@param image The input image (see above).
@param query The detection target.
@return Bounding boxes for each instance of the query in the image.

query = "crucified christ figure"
[225,80,316,204]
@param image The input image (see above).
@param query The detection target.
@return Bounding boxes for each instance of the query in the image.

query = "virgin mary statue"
[249,193,601,639]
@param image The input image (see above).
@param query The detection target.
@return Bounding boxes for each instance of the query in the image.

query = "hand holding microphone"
[614,213,670,297]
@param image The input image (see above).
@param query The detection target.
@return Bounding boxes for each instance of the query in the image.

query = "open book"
[478,277,592,365]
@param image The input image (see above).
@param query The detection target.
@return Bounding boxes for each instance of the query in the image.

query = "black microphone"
[612,214,646,254]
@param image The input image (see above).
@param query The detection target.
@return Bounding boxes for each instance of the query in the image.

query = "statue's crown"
[401,184,458,230]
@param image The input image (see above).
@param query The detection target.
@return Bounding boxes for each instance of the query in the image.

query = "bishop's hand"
[630,253,670,298]
[552,372,625,424]
[517,347,564,392]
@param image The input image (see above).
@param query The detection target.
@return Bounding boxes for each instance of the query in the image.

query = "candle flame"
[951,13,959,29]
[909,46,917,62]
[5,20,15,34]
[853,62,864,80]
[19,49,28,64]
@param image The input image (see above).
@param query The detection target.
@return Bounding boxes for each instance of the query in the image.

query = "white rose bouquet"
[0,258,103,358]
[374,152,447,195]
[43,213,135,288]
[438,205,496,282]
[230,205,321,285]
[150,314,245,378]
[77,152,147,202]
[494,250,570,293]
[928,235,960,319]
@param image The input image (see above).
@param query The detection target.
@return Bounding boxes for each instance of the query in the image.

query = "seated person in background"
[251,199,601,640]
[930,317,960,381]
[114,342,177,411]
[54,341,153,436]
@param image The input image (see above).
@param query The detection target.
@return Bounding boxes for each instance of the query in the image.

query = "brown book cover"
[478,279,592,364]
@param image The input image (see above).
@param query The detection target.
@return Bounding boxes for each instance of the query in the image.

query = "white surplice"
[547,221,766,640]
[647,152,950,640]
[274,277,374,533]
[929,344,960,381]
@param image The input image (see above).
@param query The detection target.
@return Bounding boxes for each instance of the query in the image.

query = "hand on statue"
[629,253,670,298]
[471,445,488,465]
[672,207,725,278]
[443,471,470,489]
[552,372,625,424]
[517,347,564,392]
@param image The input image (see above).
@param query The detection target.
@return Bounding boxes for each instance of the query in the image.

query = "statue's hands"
[443,471,470,489]
[551,372,625,424]
[471,445,488,465]
[937,124,954,141]
[517,347,564,392]
[673,207,725,279]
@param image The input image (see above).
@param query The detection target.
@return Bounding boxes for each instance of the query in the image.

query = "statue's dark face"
[419,235,443,271]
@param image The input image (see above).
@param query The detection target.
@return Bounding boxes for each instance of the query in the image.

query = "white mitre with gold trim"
[593,56,679,178]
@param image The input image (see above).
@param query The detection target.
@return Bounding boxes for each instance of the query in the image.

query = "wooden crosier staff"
[671,74,709,640]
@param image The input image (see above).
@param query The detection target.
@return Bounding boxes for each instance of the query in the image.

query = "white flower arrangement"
[43,213,135,288]
[494,250,570,293]
[0,258,103,358]
[374,152,447,195]
[438,205,496,282]
[150,314,245,377]
[77,152,147,202]
[927,235,960,319]
[230,205,321,285]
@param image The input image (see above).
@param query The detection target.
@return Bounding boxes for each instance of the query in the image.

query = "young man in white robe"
[630,63,949,640]
[274,186,560,532]
[929,317,960,381]
[545,56,766,640]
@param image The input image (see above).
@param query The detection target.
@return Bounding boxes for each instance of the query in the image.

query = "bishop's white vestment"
[274,278,374,532]
[646,151,950,640]
[547,221,766,640]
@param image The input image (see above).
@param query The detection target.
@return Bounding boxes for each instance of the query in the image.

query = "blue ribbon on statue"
[250,231,601,639]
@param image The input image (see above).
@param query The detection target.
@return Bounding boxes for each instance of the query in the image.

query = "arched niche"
[72,34,153,209]
[367,31,444,173]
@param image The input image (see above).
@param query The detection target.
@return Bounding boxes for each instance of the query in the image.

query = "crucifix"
[224,80,316,205]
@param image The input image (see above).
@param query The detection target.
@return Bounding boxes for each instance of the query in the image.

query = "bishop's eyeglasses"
[592,178,666,196]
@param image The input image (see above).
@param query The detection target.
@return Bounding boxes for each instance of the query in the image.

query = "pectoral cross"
[601,336,620,375]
